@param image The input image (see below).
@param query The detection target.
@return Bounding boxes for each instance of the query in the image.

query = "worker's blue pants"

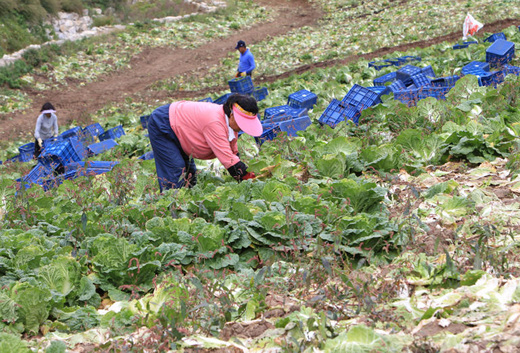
[147,104,197,191]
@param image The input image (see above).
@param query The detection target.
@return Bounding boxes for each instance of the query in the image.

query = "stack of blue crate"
[486,39,515,68]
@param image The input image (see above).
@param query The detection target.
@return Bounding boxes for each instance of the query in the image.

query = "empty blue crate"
[341,84,381,110]
[252,87,268,102]
[279,116,312,137]
[287,89,317,110]
[60,126,82,140]
[139,151,154,160]
[318,99,361,128]
[18,142,35,162]
[417,86,451,100]
[255,123,281,146]
[411,73,431,87]
[504,64,520,76]
[388,80,407,93]
[484,32,506,43]
[478,71,505,87]
[366,86,391,99]
[462,61,490,75]
[431,75,460,87]
[264,105,306,120]
[82,123,104,142]
[421,65,436,78]
[396,65,422,86]
[228,76,254,94]
[140,115,150,129]
[486,39,515,67]
[88,139,119,156]
[398,56,421,65]
[453,41,477,50]
[368,60,394,70]
[373,72,397,86]
[39,137,86,167]
[213,93,232,105]
[99,125,125,141]
[22,162,54,185]
[394,89,419,107]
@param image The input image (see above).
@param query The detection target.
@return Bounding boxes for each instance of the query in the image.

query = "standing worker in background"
[34,102,59,159]
[147,94,262,192]
[235,40,256,77]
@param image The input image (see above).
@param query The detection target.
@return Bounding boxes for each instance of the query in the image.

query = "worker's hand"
[242,171,256,180]
[235,72,241,78]
[37,138,43,147]
[240,72,247,77]
[52,134,58,138]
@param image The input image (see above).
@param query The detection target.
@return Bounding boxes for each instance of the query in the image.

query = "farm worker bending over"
[235,40,256,77]
[34,102,59,159]
[147,94,262,191]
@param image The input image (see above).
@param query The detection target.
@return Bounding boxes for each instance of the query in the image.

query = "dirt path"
[1,0,519,143]
[1,0,321,141]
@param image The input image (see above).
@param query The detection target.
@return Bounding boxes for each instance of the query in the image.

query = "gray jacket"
[34,113,58,140]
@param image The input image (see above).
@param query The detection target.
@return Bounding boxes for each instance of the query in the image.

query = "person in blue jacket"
[235,40,256,77]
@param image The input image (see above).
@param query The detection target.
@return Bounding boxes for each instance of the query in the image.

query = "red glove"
[242,172,256,180]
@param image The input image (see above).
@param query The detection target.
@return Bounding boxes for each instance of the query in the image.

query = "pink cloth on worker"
[169,101,240,169]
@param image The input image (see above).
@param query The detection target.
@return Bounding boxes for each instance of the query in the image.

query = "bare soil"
[1,0,519,143]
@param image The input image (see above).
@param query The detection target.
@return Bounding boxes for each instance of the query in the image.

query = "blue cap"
[235,40,246,49]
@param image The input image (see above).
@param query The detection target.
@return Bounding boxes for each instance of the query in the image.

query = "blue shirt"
[238,49,256,74]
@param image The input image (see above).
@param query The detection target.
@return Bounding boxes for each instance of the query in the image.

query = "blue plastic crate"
[398,56,421,65]
[42,136,63,149]
[387,80,407,93]
[262,113,296,125]
[198,97,213,102]
[396,65,422,86]
[252,87,268,102]
[373,72,397,86]
[138,151,155,160]
[18,142,35,162]
[99,125,125,141]
[265,105,297,119]
[462,67,488,78]
[394,89,419,107]
[60,126,82,140]
[287,89,317,110]
[504,64,520,76]
[39,137,86,167]
[5,155,22,164]
[341,84,381,110]
[213,93,232,105]
[407,84,417,90]
[65,161,119,172]
[462,61,490,75]
[411,73,431,87]
[87,139,119,156]
[22,162,54,184]
[453,43,469,50]
[486,39,515,67]
[366,86,391,98]
[228,76,254,94]
[417,86,451,100]
[279,116,312,137]
[484,32,507,43]
[478,71,505,87]
[384,58,400,66]
[82,123,104,143]
[431,75,461,87]
[255,124,281,146]
[421,65,436,78]
[140,115,150,129]
[318,99,361,128]
[368,60,394,70]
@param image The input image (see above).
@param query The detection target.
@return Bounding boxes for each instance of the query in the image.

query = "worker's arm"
[244,52,256,75]
[34,115,42,140]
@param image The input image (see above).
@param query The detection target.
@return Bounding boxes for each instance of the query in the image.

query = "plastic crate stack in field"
[18,142,35,162]
[287,89,317,110]
[341,84,381,110]
[373,72,397,86]
[411,73,432,88]
[478,71,506,87]
[421,65,436,78]
[39,137,87,168]
[228,76,254,94]
[431,75,461,88]
[486,39,515,68]
[396,65,423,86]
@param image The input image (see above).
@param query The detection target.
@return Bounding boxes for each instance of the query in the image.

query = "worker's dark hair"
[40,102,55,112]
[223,94,258,117]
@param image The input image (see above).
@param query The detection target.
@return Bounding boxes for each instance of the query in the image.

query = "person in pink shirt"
[147,94,262,191]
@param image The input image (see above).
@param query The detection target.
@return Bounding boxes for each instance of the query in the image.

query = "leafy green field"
[2,0,520,352]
